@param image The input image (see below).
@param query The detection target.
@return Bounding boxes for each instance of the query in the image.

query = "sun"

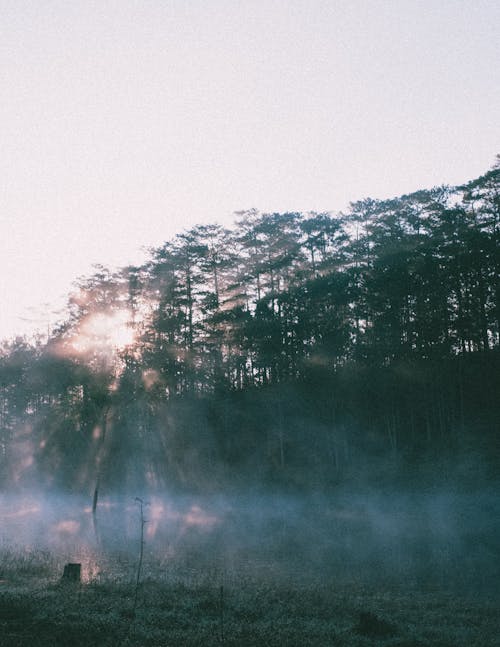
[71,309,135,355]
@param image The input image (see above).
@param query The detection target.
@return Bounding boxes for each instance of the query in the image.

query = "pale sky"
[1,0,499,341]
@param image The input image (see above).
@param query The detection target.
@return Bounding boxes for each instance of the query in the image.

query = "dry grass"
[0,548,499,646]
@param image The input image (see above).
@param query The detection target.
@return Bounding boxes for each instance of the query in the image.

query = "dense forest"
[1,158,499,494]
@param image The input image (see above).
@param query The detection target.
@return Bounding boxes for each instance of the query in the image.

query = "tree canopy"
[1,159,499,492]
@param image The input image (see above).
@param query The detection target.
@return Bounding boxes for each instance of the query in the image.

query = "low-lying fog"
[1,487,499,593]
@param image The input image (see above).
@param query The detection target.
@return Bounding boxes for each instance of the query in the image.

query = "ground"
[0,549,499,646]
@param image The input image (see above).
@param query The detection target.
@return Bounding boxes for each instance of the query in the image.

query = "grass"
[0,548,499,646]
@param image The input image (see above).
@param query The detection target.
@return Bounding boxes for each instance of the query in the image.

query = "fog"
[2,486,498,595]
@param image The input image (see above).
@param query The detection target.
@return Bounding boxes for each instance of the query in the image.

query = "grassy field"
[1,548,499,646]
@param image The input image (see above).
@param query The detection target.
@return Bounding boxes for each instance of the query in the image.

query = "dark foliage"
[0,159,499,492]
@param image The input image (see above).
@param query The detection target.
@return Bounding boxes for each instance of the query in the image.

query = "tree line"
[1,158,499,491]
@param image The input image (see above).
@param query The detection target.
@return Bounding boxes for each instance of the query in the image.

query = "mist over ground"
[2,483,499,597]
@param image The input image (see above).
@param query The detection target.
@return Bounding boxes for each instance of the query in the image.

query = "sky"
[1,0,499,341]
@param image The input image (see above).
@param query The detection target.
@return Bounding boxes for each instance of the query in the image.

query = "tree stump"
[62,563,81,582]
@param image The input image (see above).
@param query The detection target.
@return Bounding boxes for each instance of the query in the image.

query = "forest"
[0,158,499,495]
[1,160,499,647]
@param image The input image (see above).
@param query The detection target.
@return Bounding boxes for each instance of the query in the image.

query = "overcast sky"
[1,0,499,341]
